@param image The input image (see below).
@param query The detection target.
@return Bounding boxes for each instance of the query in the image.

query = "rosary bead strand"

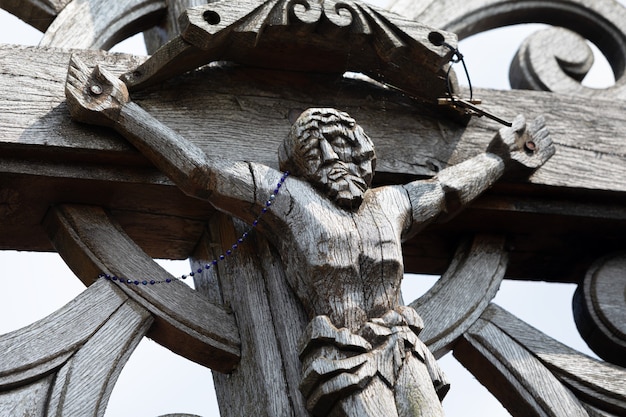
[99,171,289,285]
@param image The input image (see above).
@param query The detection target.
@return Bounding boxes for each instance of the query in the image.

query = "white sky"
[0,0,618,416]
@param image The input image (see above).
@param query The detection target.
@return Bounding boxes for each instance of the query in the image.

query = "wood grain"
[40,0,165,50]
[44,204,241,373]
[456,314,591,417]
[0,42,622,287]
[1,1,624,416]
[191,215,309,417]
[0,279,127,388]
[0,0,71,32]
[1,45,624,193]
[46,297,152,416]
[92,99,527,415]
[124,0,457,107]
[411,234,508,358]
[143,0,219,54]
[0,280,153,417]
[573,252,626,367]
[0,375,53,417]
[388,0,626,99]
[0,44,625,283]
[456,304,626,416]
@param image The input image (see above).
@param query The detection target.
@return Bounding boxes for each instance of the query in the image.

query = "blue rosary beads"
[99,171,289,285]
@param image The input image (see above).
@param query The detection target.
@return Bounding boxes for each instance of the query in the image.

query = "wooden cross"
[1,0,625,416]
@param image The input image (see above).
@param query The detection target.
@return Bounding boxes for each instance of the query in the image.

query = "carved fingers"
[65,55,130,127]
[488,114,555,176]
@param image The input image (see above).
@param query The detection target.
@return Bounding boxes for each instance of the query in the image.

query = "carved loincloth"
[299,307,449,417]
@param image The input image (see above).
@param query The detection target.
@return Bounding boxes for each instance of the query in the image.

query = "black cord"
[442,42,473,102]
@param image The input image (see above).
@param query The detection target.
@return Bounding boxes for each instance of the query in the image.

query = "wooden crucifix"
[65,50,553,416]
[2,0,626,417]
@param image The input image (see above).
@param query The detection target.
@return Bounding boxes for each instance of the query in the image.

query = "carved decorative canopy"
[122,1,459,106]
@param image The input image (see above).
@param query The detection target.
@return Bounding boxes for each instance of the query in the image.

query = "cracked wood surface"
[0,44,625,282]
[44,204,241,372]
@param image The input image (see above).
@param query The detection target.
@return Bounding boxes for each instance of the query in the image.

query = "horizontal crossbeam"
[1,45,625,282]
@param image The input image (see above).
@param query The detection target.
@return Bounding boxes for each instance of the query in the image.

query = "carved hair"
[278,108,376,177]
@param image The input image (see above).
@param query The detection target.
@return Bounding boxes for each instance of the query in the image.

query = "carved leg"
[395,354,445,417]
[330,356,445,417]
[300,310,447,417]
[334,377,400,417]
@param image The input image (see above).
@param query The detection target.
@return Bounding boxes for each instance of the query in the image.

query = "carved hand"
[65,55,130,127]
[488,114,555,175]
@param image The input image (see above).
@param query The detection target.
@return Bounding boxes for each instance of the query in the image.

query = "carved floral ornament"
[0,0,626,416]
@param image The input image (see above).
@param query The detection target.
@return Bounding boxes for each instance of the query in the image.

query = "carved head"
[279,108,376,209]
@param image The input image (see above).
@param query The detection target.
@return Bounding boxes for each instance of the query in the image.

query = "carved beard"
[312,161,369,210]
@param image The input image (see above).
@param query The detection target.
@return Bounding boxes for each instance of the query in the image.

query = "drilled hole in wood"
[203,10,221,25]
[524,140,536,154]
[428,31,445,46]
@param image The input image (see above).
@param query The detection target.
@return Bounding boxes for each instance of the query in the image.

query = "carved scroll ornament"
[574,252,626,367]
[386,1,626,415]
[389,0,626,98]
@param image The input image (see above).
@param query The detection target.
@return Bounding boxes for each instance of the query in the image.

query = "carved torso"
[252,164,413,332]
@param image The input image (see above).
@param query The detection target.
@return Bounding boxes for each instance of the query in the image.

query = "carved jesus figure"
[66,58,554,417]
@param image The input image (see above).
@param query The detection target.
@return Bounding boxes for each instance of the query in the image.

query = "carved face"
[279,108,376,209]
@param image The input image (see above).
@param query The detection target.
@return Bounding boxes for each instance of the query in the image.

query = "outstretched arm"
[65,56,257,215]
[403,115,554,235]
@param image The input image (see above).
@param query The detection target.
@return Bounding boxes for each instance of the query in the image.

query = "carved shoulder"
[402,180,446,237]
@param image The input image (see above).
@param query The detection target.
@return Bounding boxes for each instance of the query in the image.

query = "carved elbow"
[439,183,463,219]
[182,165,213,200]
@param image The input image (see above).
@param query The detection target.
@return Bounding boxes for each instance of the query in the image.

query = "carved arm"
[65,55,256,212]
[404,115,554,229]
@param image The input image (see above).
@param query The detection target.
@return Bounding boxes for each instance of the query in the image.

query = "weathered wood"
[412,188,626,282]
[0,0,71,32]
[457,304,626,416]
[46,297,151,416]
[0,376,53,417]
[142,0,212,54]
[39,0,166,50]
[191,215,309,417]
[2,44,625,193]
[389,0,626,50]
[66,64,465,412]
[0,279,153,417]
[455,309,591,417]
[1,1,625,416]
[0,43,626,281]
[573,252,626,367]
[43,204,241,373]
[0,279,127,388]
[122,0,458,109]
[1,44,625,284]
[410,234,508,358]
[510,27,597,95]
[0,44,145,156]
[582,404,621,417]
[388,0,626,98]
[64,47,557,415]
